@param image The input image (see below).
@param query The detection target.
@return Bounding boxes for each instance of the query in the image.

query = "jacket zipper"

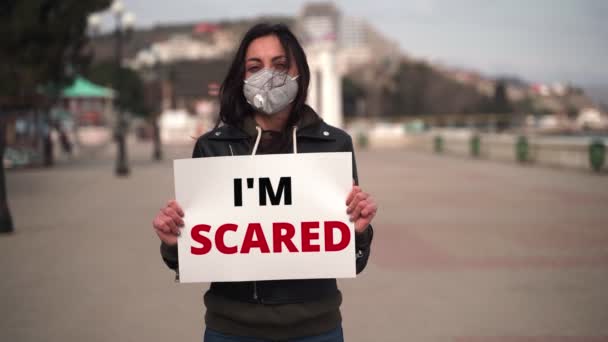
[253,281,258,301]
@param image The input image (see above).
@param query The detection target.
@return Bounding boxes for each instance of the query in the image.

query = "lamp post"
[150,48,164,161]
[111,0,135,176]
[87,13,102,36]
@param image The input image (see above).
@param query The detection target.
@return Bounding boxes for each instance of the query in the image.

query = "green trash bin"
[470,135,481,158]
[434,135,443,154]
[589,139,606,172]
[357,132,369,149]
[516,136,529,163]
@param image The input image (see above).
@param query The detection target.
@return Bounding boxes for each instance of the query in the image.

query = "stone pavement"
[1,142,608,342]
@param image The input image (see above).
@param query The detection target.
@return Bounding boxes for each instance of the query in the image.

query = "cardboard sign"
[173,152,355,283]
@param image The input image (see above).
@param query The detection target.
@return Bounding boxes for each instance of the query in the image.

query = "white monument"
[306,42,343,128]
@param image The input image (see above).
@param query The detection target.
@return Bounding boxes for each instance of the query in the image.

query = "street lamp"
[87,14,102,35]
[111,0,135,176]
[149,48,164,161]
[110,0,124,15]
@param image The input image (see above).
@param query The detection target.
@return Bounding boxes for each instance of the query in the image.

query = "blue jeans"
[203,326,344,342]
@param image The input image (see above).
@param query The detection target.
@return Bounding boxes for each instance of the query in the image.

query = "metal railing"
[422,131,606,172]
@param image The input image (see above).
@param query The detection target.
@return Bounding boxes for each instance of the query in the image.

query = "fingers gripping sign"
[153,199,185,245]
[345,184,377,234]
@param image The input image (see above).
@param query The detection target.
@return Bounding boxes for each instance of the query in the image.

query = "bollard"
[434,135,443,154]
[357,132,368,149]
[470,135,481,158]
[515,136,529,163]
[589,139,605,172]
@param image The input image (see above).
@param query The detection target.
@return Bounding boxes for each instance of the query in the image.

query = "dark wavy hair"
[217,23,310,128]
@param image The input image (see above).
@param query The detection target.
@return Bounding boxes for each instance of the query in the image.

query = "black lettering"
[259,177,292,206]
[234,178,242,206]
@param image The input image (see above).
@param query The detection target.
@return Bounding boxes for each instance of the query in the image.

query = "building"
[299,2,400,74]
[297,2,401,124]
[298,2,340,44]
[337,17,400,75]
[127,30,235,69]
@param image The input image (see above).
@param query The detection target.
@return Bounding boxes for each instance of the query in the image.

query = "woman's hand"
[346,185,378,234]
[153,200,184,246]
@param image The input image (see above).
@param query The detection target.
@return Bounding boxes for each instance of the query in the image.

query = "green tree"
[342,77,366,117]
[493,80,512,113]
[87,61,163,160]
[87,61,149,117]
[0,0,111,99]
[0,0,110,233]
[386,61,489,117]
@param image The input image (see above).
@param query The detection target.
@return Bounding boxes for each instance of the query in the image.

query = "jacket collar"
[296,121,336,141]
[208,105,336,141]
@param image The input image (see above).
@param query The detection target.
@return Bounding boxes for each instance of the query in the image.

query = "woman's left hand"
[346,185,378,234]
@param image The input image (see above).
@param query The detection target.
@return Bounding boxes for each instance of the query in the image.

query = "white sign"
[174,152,355,283]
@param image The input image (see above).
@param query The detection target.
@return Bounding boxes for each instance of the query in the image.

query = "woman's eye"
[248,66,260,73]
[275,63,287,71]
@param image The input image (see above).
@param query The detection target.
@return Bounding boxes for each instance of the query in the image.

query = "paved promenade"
[2,142,607,341]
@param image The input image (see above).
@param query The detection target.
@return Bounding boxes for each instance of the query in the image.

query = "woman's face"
[244,34,299,80]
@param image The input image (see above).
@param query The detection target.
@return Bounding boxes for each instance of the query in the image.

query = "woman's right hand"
[153,200,185,246]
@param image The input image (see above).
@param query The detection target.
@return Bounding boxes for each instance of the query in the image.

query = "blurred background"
[1,1,607,341]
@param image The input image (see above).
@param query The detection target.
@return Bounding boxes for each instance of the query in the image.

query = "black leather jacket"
[161,109,374,304]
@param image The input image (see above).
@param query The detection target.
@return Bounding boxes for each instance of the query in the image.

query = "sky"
[100,0,607,91]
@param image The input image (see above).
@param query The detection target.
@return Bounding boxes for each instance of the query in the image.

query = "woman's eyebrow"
[245,56,286,63]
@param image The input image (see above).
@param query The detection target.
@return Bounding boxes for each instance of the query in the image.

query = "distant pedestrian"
[54,122,73,156]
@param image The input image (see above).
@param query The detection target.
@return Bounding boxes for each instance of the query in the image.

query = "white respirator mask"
[243,68,299,115]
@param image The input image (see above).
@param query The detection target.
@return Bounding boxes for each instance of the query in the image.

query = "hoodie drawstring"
[251,126,262,156]
[292,126,298,154]
[251,126,299,155]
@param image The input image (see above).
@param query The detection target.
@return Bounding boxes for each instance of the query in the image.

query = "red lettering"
[191,224,212,255]
[191,221,351,254]
[272,222,298,253]
[240,223,271,253]
[324,221,351,252]
[301,221,320,252]
[215,223,238,254]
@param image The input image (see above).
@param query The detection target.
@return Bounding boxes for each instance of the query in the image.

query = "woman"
[153,23,377,342]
